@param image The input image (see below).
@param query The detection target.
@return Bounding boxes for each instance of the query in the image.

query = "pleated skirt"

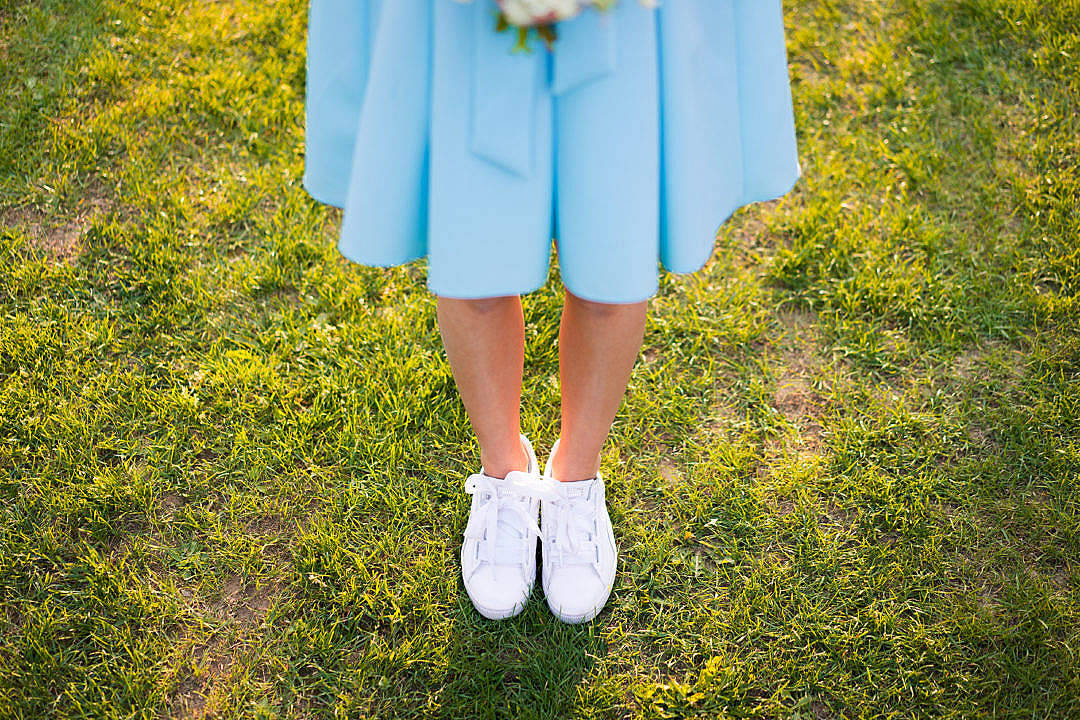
[303,0,801,303]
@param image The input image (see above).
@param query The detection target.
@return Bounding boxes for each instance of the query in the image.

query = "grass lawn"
[1,0,1079,717]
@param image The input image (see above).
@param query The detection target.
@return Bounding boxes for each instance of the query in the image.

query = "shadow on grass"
[276,577,604,719]
[434,607,606,720]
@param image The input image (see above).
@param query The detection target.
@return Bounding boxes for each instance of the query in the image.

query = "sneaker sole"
[466,585,533,621]
[545,587,612,624]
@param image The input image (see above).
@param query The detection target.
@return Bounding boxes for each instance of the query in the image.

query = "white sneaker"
[540,439,618,624]
[460,433,547,620]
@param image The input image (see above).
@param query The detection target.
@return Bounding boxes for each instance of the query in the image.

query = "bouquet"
[456,0,658,50]
[491,0,617,27]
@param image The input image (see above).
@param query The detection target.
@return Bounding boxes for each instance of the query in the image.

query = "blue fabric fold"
[468,2,540,177]
[551,6,617,95]
[470,1,618,178]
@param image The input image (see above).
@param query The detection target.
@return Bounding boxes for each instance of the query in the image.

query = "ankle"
[480,439,530,479]
[549,439,601,482]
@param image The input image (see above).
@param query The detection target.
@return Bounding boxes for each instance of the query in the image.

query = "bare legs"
[436,295,530,479]
[550,289,648,480]
[436,288,648,482]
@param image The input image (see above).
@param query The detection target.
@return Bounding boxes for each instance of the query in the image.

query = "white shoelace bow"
[463,471,549,567]
[545,482,601,571]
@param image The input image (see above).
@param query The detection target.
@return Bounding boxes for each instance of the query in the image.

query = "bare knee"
[564,287,647,317]
[436,294,519,316]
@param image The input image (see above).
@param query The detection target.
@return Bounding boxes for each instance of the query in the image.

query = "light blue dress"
[304,0,800,303]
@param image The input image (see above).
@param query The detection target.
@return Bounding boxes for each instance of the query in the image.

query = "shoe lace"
[463,470,548,567]
[546,482,601,570]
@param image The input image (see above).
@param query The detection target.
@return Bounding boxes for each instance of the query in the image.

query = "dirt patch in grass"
[167,636,236,720]
[243,513,285,536]
[965,423,997,450]
[2,205,83,261]
[1,180,117,262]
[954,343,997,381]
[777,306,818,333]
[658,458,682,488]
[166,574,283,715]
[171,671,210,720]
[771,306,830,444]
[821,503,858,530]
[953,339,1028,390]
[210,575,280,625]
[762,351,827,472]
[767,496,797,517]
[774,375,823,423]
[1049,566,1074,593]
[161,493,183,513]
[642,346,662,364]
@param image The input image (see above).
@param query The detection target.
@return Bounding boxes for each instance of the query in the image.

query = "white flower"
[499,0,581,25]
[453,0,659,28]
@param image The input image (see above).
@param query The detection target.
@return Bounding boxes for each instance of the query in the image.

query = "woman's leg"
[550,288,648,482]
[436,295,530,479]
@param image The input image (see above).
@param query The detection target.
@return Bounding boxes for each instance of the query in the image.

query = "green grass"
[1,0,1078,717]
